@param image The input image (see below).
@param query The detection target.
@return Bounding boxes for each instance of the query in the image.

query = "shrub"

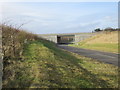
[1,24,40,84]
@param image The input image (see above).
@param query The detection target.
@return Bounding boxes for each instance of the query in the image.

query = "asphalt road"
[58,45,119,66]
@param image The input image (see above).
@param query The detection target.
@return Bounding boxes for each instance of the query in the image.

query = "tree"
[104,27,114,31]
[94,28,102,32]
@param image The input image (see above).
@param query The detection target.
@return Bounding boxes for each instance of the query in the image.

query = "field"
[70,31,119,53]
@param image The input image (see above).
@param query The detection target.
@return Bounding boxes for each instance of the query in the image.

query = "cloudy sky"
[1,2,118,34]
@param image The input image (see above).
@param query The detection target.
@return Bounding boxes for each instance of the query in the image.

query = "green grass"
[3,40,118,88]
[70,43,118,53]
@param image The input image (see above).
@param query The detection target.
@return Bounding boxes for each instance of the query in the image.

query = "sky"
[0,2,118,34]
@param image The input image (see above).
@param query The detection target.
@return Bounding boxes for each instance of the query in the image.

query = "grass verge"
[3,40,118,88]
[70,43,118,53]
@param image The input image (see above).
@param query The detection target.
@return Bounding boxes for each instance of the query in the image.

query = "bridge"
[38,33,96,44]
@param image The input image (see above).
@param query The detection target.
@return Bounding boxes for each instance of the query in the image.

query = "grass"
[70,31,119,53]
[3,40,118,88]
[71,43,118,53]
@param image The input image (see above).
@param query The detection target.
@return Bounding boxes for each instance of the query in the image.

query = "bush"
[1,24,40,85]
[94,28,103,32]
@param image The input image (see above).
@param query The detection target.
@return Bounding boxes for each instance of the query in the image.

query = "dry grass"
[86,31,118,44]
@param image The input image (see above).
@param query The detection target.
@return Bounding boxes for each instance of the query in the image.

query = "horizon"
[1,2,118,34]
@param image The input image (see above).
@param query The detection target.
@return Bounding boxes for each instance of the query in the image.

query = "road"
[58,45,119,66]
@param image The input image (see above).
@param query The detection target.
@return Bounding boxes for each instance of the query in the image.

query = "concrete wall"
[39,35,57,43]
[75,34,95,43]
[38,33,96,44]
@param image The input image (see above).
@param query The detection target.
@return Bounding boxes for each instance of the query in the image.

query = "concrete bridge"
[38,33,96,44]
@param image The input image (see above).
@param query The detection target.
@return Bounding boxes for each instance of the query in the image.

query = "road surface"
[58,45,119,66]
